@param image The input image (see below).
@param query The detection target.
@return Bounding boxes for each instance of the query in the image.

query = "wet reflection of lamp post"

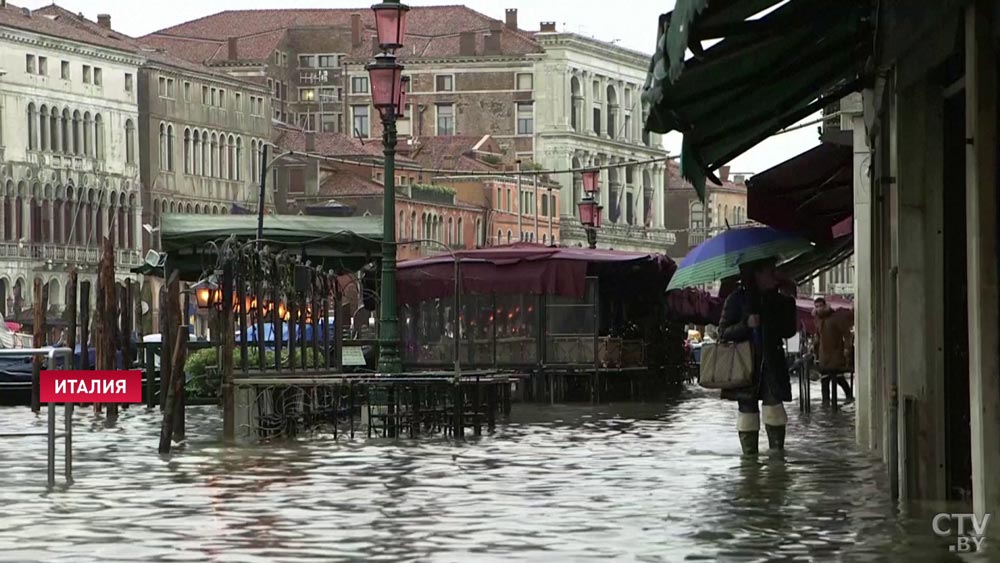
[578,169,602,249]
[368,0,409,374]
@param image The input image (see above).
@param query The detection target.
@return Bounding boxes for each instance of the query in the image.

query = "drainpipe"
[888,264,899,500]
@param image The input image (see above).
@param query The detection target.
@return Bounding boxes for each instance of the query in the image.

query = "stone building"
[663,163,748,260]
[532,23,671,252]
[0,4,144,319]
[35,5,274,253]
[142,6,539,157]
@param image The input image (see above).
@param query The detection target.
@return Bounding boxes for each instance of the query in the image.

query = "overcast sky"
[19,0,819,175]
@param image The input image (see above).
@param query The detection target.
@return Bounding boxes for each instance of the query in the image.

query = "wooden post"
[30,278,48,413]
[222,263,236,441]
[158,327,189,454]
[66,270,77,368]
[159,272,175,410]
[167,274,184,440]
[79,281,91,371]
[96,238,118,421]
[966,0,1000,525]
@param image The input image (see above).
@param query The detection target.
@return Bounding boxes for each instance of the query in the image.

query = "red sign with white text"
[40,370,143,403]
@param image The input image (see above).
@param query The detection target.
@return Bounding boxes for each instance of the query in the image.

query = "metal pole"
[257,143,269,251]
[376,110,402,374]
[516,160,522,242]
[453,257,461,381]
[47,402,55,487]
[64,403,73,482]
[533,174,539,242]
[548,188,554,245]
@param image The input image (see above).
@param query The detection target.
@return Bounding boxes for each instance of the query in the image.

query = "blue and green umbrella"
[667,226,813,290]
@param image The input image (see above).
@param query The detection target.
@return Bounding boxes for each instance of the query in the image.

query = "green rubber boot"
[738,431,759,455]
[765,425,786,450]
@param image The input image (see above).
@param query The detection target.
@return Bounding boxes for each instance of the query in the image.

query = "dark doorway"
[942,91,972,501]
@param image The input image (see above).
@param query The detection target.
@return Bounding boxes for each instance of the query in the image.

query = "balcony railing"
[0,242,142,268]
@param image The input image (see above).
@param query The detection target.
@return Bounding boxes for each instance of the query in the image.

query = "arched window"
[570,76,581,131]
[125,120,135,164]
[72,110,81,154]
[61,109,70,153]
[83,112,93,156]
[250,140,258,182]
[228,134,237,180]
[457,217,463,246]
[506,230,512,244]
[195,204,201,214]
[220,135,229,180]
[475,218,483,247]
[27,103,37,150]
[158,123,166,170]
[210,133,218,177]
[497,229,502,246]
[542,234,547,245]
[409,211,416,239]
[127,194,136,249]
[49,106,59,153]
[606,84,618,138]
[235,137,243,181]
[183,128,192,173]
[446,217,453,245]
[166,124,174,171]
[94,114,104,160]
[39,105,49,151]
[117,193,126,248]
[201,131,209,176]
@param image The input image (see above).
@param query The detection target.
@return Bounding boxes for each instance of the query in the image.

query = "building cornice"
[0,28,142,66]
[535,33,649,70]
[141,60,269,95]
[537,131,668,157]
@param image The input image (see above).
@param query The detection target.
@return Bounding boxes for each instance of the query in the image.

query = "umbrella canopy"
[668,226,813,290]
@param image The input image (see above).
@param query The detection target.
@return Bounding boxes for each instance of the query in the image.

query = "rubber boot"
[739,431,760,455]
[761,404,788,451]
[737,412,760,455]
[765,425,786,450]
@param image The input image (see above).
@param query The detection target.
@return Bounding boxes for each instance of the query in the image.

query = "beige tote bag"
[699,341,754,390]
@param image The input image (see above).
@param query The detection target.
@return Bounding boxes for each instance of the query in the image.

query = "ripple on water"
[0,383,975,562]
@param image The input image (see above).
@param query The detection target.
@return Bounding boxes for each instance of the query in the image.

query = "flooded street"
[0,384,981,562]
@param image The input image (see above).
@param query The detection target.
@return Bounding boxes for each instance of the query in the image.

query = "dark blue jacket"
[718,286,797,402]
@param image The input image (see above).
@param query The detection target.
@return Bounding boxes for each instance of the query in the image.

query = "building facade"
[532,26,671,252]
[137,53,272,249]
[663,163,748,259]
[0,5,144,319]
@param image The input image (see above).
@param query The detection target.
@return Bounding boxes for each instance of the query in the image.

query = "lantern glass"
[578,199,597,227]
[582,170,599,194]
[372,2,410,49]
[396,77,409,118]
[367,56,402,110]
[594,205,604,228]
[195,287,211,309]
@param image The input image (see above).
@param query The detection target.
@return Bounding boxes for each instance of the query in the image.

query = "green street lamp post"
[368,0,409,374]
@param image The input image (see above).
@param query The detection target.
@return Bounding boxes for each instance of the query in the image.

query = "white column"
[582,71,592,133]
[965,0,1000,523]
[635,165,646,227]
[655,165,665,228]
[853,113,876,452]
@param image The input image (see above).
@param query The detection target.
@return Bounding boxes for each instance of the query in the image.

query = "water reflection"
[0,385,986,561]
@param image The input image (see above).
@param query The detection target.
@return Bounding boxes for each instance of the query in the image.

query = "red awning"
[747,143,853,244]
[397,243,676,303]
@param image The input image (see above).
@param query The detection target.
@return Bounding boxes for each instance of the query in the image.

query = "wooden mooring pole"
[96,238,118,421]
[30,278,49,413]
[158,325,189,454]
[67,270,78,369]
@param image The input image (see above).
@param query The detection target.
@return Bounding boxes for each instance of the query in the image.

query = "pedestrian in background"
[812,296,854,403]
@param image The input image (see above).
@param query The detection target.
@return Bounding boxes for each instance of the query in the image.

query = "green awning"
[642,0,871,200]
[141,214,383,279]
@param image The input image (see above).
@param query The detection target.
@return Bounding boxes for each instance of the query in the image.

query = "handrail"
[0,347,74,486]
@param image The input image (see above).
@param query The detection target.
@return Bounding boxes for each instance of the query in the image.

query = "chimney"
[351,13,362,47]
[442,154,456,170]
[540,21,556,32]
[459,31,476,56]
[484,23,502,55]
[719,165,731,182]
[227,37,238,60]
[505,8,518,30]
[305,131,316,152]
[97,13,111,29]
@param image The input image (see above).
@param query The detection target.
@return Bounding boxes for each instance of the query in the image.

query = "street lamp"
[579,169,602,249]
[368,0,409,375]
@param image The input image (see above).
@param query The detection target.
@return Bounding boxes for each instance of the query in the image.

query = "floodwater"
[0,384,988,562]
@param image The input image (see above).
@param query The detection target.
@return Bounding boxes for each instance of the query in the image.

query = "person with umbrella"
[719,258,798,455]
[669,226,809,455]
